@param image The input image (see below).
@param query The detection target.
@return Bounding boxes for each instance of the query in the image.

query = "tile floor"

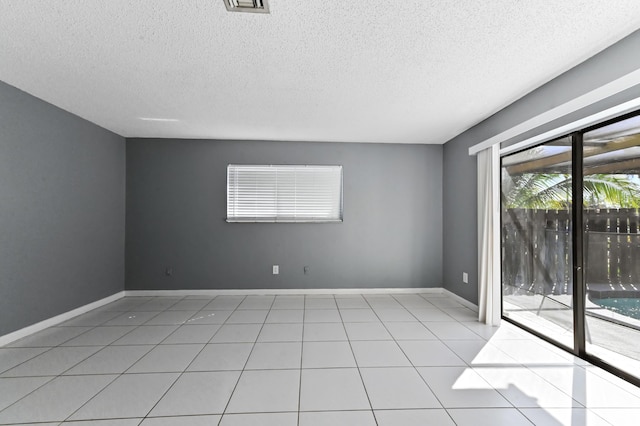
[1,292,640,425]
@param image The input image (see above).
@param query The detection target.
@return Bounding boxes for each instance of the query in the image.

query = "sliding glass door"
[583,115,640,378]
[501,136,574,349]
[500,112,640,384]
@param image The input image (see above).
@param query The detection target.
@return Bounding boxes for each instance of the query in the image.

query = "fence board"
[502,208,640,296]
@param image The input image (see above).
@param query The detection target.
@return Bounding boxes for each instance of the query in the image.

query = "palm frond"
[504,172,640,209]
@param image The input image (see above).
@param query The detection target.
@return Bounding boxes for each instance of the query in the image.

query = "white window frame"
[226,164,343,223]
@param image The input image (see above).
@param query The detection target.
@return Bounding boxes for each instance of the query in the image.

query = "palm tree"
[502,172,640,209]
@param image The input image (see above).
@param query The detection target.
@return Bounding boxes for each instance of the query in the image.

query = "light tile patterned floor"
[1,292,640,425]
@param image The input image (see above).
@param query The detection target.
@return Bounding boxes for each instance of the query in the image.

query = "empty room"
[2,1,640,425]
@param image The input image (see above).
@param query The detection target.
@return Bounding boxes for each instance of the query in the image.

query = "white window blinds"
[227,164,343,223]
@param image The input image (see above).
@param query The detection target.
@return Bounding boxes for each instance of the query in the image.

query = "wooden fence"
[502,208,640,297]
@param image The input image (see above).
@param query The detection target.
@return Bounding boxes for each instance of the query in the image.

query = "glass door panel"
[501,137,574,349]
[583,115,640,378]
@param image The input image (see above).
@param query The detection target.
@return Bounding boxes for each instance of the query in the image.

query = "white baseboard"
[0,291,125,347]
[443,288,479,313]
[125,287,446,297]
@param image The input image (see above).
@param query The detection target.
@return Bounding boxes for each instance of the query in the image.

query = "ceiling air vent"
[223,0,270,14]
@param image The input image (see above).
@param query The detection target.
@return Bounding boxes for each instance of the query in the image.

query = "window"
[227,164,343,222]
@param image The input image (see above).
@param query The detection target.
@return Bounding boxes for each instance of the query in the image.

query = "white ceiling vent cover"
[223,0,270,14]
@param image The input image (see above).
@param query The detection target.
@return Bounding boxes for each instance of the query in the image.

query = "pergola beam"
[506,134,640,175]
[584,156,640,175]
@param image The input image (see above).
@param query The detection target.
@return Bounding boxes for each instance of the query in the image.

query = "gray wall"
[443,29,640,304]
[0,81,126,335]
[126,139,442,290]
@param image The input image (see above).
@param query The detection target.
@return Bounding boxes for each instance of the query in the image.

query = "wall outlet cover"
[272,265,279,275]
[462,272,468,283]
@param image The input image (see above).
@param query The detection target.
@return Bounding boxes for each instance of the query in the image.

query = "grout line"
[375,294,453,416]
[218,295,276,424]
[0,374,58,418]
[392,294,585,424]
[4,361,529,380]
[138,294,249,425]
[337,294,379,426]
[61,296,191,422]
[59,297,183,421]
[296,294,306,426]
[0,346,57,375]
[0,298,169,417]
[0,343,123,418]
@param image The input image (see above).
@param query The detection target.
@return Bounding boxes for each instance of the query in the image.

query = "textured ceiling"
[1,1,640,144]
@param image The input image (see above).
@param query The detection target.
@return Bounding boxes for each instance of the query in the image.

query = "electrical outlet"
[304,266,309,275]
[165,267,173,277]
[272,265,279,275]
[462,272,468,284]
